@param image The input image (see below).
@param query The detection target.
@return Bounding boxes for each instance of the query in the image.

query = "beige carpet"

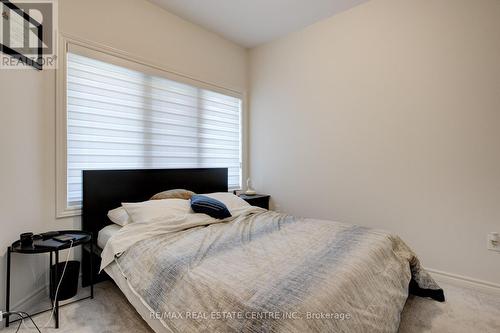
[399,281,500,333]
[2,280,499,333]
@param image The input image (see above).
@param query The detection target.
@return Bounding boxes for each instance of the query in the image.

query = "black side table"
[238,194,271,210]
[5,230,93,329]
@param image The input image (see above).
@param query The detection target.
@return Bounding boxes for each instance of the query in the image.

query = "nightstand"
[238,194,270,209]
[5,230,93,329]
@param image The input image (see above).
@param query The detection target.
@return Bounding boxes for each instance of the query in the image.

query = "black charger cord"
[2,311,41,332]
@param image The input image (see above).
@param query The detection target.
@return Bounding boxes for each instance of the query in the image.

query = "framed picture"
[0,0,43,70]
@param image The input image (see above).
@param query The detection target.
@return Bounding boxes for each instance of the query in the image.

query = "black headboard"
[82,168,228,243]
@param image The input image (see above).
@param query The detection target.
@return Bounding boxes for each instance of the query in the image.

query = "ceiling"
[148,0,370,48]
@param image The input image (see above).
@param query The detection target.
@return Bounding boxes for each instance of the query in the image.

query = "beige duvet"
[103,207,443,333]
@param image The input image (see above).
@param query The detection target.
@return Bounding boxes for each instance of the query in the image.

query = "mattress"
[97,224,122,249]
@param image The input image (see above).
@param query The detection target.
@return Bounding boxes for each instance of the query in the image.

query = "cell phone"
[53,235,75,243]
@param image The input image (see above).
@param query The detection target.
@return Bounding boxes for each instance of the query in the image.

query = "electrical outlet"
[487,232,500,252]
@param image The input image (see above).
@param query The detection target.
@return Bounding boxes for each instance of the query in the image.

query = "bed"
[83,168,444,333]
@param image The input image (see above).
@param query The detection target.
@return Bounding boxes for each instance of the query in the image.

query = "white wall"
[2,0,499,318]
[249,0,500,285]
[0,0,247,317]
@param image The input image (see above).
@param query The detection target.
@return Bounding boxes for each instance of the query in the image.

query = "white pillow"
[122,199,191,224]
[107,207,132,226]
[202,192,250,212]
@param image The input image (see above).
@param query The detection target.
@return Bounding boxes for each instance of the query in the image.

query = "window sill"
[56,206,82,219]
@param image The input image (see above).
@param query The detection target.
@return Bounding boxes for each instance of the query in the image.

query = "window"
[58,42,243,214]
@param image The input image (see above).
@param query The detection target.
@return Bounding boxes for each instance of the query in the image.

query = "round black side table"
[5,230,94,329]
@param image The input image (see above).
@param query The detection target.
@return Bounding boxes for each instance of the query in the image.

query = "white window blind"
[66,50,242,207]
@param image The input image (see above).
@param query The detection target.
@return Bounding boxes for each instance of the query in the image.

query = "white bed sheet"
[97,224,122,249]
[100,224,167,332]
[105,261,168,333]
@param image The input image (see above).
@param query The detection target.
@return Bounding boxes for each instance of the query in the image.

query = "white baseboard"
[426,267,500,295]
[11,285,48,311]
[10,274,85,312]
